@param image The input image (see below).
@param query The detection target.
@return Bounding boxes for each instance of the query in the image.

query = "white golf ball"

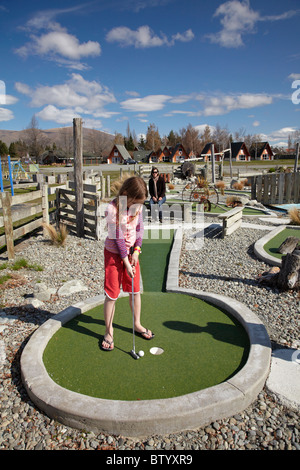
[138,350,144,357]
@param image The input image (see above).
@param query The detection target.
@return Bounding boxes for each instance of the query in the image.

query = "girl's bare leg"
[102,296,115,349]
[129,292,153,338]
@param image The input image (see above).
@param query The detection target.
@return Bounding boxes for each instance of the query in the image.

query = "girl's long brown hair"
[116,176,148,223]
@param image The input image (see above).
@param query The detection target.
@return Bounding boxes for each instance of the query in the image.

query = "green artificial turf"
[263,227,300,259]
[43,229,250,401]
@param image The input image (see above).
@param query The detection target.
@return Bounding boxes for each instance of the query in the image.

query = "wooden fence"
[250,172,300,205]
[0,184,58,259]
[55,184,101,240]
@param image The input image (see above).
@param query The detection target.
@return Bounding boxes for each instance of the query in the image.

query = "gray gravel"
[0,219,299,450]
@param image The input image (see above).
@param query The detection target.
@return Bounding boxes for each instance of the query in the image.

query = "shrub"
[232,181,244,190]
[43,223,68,247]
[241,178,251,187]
[288,207,300,226]
[215,181,226,195]
[226,196,243,207]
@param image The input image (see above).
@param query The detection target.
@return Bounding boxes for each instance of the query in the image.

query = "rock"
[57,280,88,297]
[26,298,45,309]
[33,282,56,301]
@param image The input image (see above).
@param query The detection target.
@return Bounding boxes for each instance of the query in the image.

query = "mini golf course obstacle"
[21,228,271,437]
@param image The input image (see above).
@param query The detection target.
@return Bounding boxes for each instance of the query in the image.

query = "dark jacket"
[149,176,166,199]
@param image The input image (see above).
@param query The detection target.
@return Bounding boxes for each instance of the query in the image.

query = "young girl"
[101,176,154,351]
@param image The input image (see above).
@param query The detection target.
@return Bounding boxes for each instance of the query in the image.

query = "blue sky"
[0,0,300,147]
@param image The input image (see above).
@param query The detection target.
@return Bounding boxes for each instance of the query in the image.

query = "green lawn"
[263,227,300,259]
[43,230,250,401]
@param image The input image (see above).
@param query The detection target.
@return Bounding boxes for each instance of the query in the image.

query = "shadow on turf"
[61,313,147,356]
[164,320,248,348]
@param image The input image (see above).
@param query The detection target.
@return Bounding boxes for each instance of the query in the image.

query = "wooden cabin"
[169,144,189,163]
[250,142,274,160]
[200,143,223,162]
[224,142,251,162]
[107,144,132,164]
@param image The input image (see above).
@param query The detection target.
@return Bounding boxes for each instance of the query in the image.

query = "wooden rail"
[218,206,243,238]
[0,184,57,259]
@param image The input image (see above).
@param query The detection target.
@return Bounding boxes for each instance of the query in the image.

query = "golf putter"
[130,274,139,360]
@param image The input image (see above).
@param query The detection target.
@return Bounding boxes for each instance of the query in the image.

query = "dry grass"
[226,196,243,207]
[43,223,68,247]
[196,176,208,188]
[232,181,245,190]
[288,207,300,225]
[241,178,251,187]
[215,181,226,195]
[110,172,134,196]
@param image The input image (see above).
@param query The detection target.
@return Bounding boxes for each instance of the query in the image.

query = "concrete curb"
[21,229,271,438]
[254,225,300,267]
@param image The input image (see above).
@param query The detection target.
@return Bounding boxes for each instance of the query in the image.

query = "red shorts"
[104,249,140,300]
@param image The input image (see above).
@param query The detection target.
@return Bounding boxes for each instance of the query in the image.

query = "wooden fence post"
[95,194,101,240]
[73,118,84,237]
[42,183,49,236]
[1,192,14,259]
[106,175,111,198]
[101,175,106,200]
[294,142,299,173]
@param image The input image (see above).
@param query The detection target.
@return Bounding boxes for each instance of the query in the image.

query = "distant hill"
[0,126,115,155]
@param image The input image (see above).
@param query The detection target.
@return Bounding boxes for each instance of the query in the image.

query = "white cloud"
[16,31,101,61]
[17,73,115,109]
[268,127,297,141]
[120,94,171,111]
[288,73,300,81]
[201,92,273,115]
[0,107,14,121]
[15,10,101,68]
[15,82,32,95]
[165,92,273,117]
[36,105,104,129]
[194,124,216,135]
[106,25,194,48]
[36,105,80,124]
[208,1,300,48]
[16,74,117,127]
[252,120,260,127]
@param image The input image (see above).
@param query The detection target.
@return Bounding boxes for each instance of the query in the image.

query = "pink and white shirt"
[104,200,144,259]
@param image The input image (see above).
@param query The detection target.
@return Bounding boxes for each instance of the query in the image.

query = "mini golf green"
[43,230,250,401]
[263,227,300,259]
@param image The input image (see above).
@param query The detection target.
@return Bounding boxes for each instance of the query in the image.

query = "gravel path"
[0,219,299,450]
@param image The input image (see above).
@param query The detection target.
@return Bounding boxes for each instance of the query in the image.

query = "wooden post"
[1,192,14,259]
[73,118,84,237]
[211,144,215,183]
[294,142,299,173]
[101,175,106,200]
[229,146,233,179]
[95,194,101,241]
[106,175,111,198]
[42,183,49,236]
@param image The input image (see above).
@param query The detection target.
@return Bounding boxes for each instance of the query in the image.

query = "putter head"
[130,349,139,360]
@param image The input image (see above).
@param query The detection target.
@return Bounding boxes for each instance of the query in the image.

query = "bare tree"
[145,123,161,151]
[180,124,201,154]
[25,115,49,163]
[59,127,73,159]
[212,123,230,151]
[114,132,124,145]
